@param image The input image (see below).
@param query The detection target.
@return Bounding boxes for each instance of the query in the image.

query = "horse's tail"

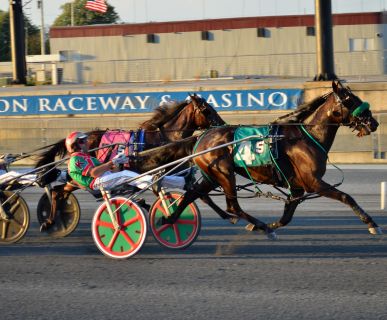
[35,138,67,168]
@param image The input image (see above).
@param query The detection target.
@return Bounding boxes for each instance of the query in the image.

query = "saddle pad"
[233,126,272,167]
[97,130,133,163]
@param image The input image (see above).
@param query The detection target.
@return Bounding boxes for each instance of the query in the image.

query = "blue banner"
[0,89,303,116]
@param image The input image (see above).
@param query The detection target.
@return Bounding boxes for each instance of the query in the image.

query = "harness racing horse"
[158,81,382,239]
[35,94,225,232]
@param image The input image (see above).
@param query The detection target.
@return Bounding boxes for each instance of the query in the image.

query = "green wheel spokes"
[149,192,201,249]
[92,197,147,259]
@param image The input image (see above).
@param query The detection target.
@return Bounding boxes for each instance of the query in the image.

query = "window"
[349,38,375,51]
[147,34,158,43]
[201,31,213,41]
[257,28,267,38]
[364,38,375,50]
[306,26,315,36]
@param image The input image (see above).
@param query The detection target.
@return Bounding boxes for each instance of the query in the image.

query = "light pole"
[9,0,27,84]
[71,0,74,26]
[37,0,45,55]
[314,0,337,80]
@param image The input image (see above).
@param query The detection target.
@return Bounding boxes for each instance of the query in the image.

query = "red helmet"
[65,131,87,153]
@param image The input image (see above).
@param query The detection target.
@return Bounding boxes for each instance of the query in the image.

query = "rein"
[293,124,345,203]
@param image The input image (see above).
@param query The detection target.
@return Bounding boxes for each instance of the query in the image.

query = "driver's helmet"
[65,131,87,153]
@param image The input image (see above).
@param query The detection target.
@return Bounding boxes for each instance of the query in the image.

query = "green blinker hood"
[351,102,370,117]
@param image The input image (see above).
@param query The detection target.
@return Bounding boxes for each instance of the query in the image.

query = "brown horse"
[158,81,382,239]
[35,94,225,231]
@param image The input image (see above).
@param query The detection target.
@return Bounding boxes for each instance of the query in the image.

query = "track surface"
[1,166,387,320]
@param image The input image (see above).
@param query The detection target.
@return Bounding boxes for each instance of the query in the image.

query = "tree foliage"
[0,9,42,62]
[53,0,119,27]
[0,10,11,62]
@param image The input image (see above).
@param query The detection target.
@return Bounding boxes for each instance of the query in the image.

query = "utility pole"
[9,0,27,84]
[37,0,45,55]
[314,0,337,81]
[70,0,75,26]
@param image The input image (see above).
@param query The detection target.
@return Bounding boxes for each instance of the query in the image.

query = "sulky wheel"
[91,197,147,259]
[37,193,81,237]
[149,191,201,249]
[0,191,30,244]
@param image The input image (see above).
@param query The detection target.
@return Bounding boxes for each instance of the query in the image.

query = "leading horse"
[157,81,382,239]
[35,94,225,231]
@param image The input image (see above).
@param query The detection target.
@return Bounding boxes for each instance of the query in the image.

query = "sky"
[0,0,386,27]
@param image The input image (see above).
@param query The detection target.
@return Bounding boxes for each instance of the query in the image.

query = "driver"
[65,131,188,192]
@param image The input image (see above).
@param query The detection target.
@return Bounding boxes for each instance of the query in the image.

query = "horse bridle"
[332,90,372,131]
[191,97,221,127]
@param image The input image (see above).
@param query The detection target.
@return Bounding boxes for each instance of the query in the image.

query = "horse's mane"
[272,92,331,124]
[140,100,188,129]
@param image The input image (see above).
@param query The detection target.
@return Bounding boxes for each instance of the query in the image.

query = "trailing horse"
[157,81,382,239]
[35,94,225,231]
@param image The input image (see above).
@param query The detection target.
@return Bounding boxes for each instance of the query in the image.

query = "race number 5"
[255,140,265,154]
[236,140,265,165]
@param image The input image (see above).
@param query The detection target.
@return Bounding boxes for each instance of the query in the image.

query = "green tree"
[0,10,11,61]
[0,9,42,62]
[53,0,119,26]
[25,19,42,56]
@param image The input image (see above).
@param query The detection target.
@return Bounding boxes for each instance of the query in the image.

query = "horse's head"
[189,94,226,129]
[331,80,378,137]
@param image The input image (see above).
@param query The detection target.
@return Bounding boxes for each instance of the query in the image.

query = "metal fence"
[0,49,385,84]
[51,50,385,84]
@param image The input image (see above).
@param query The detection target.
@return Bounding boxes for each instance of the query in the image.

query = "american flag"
[85,0,107,13]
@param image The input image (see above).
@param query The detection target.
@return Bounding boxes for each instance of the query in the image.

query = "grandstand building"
[49,11,387,83]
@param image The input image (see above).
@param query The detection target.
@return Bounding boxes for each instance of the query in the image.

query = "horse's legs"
[159,178,241,225]
[40,183,76,231]
[197,179,239,223]
[266,189,304,230]
[221,182,277,239]
[313,180,382,234]
[200,195,239,224]
[267,200,301,230]
[159,180,211,225]
[210,167,277,238]
[160,167,277,239]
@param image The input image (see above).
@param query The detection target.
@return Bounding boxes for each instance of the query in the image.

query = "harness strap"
[138,129,145,152]
[234,148,262,194]
[297,124,345,201]
[192,130,218,186]
[299,124,327,154]
[268,149,293,197]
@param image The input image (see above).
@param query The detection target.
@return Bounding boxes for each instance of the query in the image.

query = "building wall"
[49,23,385,83]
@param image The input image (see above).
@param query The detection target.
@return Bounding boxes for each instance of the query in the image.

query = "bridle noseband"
[332,91,372,130]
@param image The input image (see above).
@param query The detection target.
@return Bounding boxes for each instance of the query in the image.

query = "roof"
[50,12,383,38]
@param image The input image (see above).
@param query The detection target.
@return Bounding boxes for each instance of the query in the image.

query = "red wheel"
[149,191,201,249]
[91,197,147,259]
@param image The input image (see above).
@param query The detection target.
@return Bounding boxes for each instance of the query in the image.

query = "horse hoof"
[156,217,165,226]
[40,221,52,232]
[266,231,278,241]
[229,217,239,225]
[369,226,383,235]
[245,223,255,232]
